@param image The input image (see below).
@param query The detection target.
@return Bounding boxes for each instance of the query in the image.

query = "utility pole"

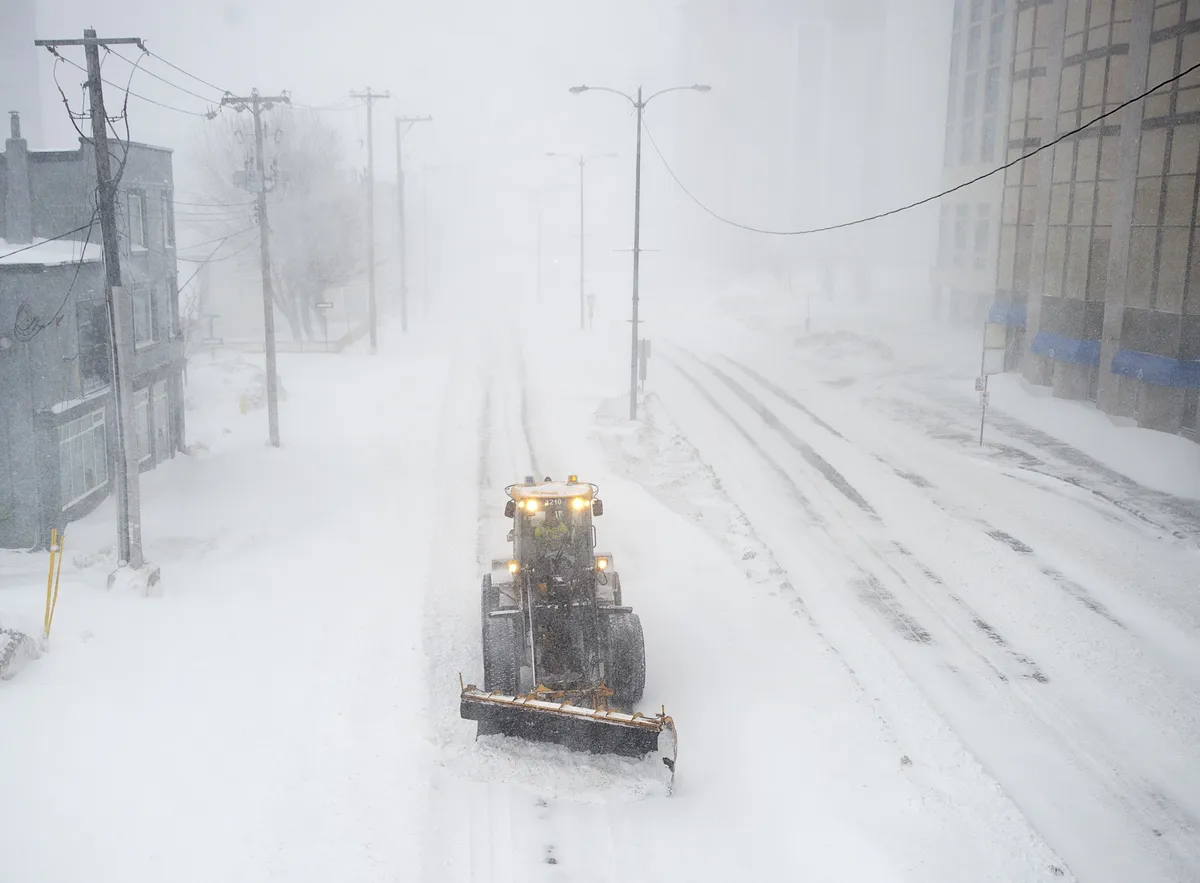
[547,152,616,330]
[221,88,290,448]
[351,88,391,353]
[535,192,543,304]
[630,86,644,421]
[36,30,148,574]
[421,172,430,315]
[579,160,585,331]
[395,115,431,332]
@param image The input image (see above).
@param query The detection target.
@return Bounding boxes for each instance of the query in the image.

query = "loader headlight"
[596,557,609,571]
[525,499,538,513]
[508,560,519,574]
[571,497,586,511]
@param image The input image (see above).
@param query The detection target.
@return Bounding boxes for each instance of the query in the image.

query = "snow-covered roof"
[0,236,102,267]
[510,480,597,500]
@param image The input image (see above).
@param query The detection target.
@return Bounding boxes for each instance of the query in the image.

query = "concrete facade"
[0,123,186,548]
[935,0,1017,331]
[938,0,1200,441]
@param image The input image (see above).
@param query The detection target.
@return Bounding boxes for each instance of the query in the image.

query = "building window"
[134,388,151,463]
[161,191,175,247]
[955,203,970,268]
[127,191,147,249]
[59,408,108,508]
[75,298,111,394]
[153,381,171,464]
[974,203,992,271]
[131,282,156,348]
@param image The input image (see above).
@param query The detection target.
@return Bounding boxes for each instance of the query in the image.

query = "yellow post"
[49,531,65,636]
[43,529,58,638]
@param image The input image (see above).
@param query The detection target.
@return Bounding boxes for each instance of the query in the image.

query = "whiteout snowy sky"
[27,0,950,306]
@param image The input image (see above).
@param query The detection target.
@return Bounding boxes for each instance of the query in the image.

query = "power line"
[175,239,258,303]
[53,52,215,118]
[0,223,96,261]
[105,46,221,107]
[118,224,258,260]
[141,48,230,99]
[642,57,1200,237]
[12,207,100,343]
[172,198,255,209]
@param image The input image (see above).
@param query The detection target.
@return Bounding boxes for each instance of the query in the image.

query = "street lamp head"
[568,85,589,94]
[692,84,712,92]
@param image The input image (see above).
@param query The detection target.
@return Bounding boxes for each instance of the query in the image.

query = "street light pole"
[569,83,709,420]
[630,89,644,421]
[579,157,585,331]
[546,151,616,331]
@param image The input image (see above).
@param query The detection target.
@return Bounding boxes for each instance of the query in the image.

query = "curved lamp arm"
[644,84,711,106]
[568,84,636,105]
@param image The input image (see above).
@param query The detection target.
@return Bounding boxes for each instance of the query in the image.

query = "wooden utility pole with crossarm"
[35,30,157,586]
[221,88,290,448]
[394,114,431,332]
[351,88,390,352]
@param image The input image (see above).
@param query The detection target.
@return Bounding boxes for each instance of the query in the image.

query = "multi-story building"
[0,113,186,548]
[935,0,1017,328]
[940,0,1200,439]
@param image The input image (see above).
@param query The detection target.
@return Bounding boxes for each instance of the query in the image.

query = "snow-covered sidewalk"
[0,330,450,882]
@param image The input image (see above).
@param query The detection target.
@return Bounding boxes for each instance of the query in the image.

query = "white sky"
[25,0,950,302]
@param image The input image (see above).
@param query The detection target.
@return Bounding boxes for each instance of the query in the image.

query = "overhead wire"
[51,51,214,118]
[0,223,97,261]
[640,57,1200,237]
[105,46,221,108]
[140,47,230,98]
[12,205,100,343]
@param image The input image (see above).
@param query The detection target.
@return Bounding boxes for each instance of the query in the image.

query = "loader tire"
[605,611,646,708]
[483,615,521,696]
[480,574,498,641]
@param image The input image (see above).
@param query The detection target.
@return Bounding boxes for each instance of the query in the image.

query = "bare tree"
[189,109,365,340]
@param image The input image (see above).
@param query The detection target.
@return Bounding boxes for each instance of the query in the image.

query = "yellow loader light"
[571,497,586,511]
[517,500,526,510]
[508,560,519,574]
[596,557,609,571]
[526,499,538,513]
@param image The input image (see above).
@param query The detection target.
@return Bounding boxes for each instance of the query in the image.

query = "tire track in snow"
[724,353,1121,650]
[664,357,824,526]
[688,354,877,518]
[707,353,1200,880]
[665,356,934,647]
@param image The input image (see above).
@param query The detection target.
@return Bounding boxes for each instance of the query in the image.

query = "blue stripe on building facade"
[1029,331,1101,366]
[1111,350,1200,389]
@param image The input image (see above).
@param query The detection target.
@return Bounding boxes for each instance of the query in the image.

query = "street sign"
[982,322,1007,375]
[975,376,985,392]
[315,301,334,310]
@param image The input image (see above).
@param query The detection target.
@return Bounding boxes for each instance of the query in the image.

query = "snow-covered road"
[3,295,1196,882]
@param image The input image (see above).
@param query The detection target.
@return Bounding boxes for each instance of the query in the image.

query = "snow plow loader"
[460,475,677,776]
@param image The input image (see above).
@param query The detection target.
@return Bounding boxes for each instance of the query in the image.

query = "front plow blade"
[460,687,678,775]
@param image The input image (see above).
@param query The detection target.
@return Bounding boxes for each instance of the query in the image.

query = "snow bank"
[988,373,1200,499]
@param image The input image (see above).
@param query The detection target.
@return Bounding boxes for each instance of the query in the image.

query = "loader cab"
[505,477,602,582]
